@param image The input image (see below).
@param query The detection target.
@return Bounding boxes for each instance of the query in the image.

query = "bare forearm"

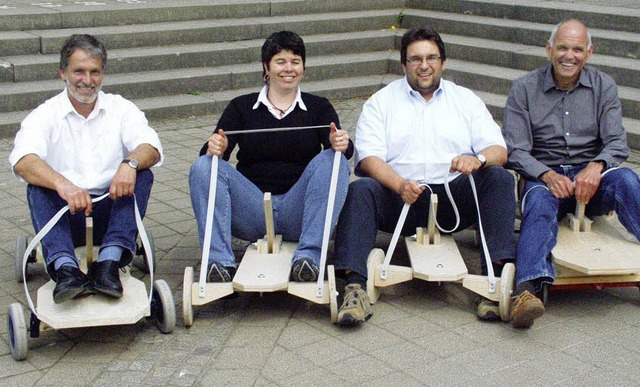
[480,145,507,168]
[359,156,405,194]
[126,144,160,170]
[13,154,72,192]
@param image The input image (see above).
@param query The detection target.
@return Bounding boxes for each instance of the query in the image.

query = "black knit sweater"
[199,92,353,195]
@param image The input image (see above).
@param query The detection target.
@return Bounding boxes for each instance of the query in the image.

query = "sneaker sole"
[338,312,372,326]
[476,310,501,321]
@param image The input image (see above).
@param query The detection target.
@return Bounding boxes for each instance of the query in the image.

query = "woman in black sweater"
[189,30,353,282]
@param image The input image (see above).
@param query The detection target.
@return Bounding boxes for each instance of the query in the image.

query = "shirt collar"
[60,89,105,120]
[253,85,307,115]
[402,76,444,102]
[543,63,593,92]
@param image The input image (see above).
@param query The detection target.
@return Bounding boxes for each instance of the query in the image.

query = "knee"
[485,167,515,189]
[347,178,381,200]
[610,168,640,191]
[522,188,557,217]
[189,155,212,183]
[136,169,154,185]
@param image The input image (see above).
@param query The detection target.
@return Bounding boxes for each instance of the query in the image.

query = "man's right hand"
[540,170,574,199]
[398,180,426,204]
[58,181,92,215]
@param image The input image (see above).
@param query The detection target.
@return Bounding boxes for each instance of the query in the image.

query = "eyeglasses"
[407,56,442,66]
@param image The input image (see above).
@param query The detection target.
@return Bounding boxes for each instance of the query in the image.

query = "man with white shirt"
[333,26,516,325]
[9,34,163,303]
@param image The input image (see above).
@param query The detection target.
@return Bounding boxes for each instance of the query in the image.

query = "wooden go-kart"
[183,151,342,326]
[7,194,175,361]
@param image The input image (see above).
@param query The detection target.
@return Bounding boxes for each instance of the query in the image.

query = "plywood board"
[36,271,149,329]
[233,241,297,292]
[406,235,468,281]
[552,214,640,275]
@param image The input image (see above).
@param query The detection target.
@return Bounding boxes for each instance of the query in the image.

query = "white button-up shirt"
[355,77,505,184]
[9,89,163,195]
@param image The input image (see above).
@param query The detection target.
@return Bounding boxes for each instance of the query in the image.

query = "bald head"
[546,19,594,89]
[549,19,592,50]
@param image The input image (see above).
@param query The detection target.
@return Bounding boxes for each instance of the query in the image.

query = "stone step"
[441,33,640,89]
[1,30,396,83]
[0,0,404,32]
[0,9,399,57]
[406,0,640,34]
[0,75,389,138]
[403,9,640,59]
[444,59,640,120]
[0,50,393,114]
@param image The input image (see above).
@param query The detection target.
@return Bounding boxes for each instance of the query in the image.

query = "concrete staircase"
[1,0,639,147]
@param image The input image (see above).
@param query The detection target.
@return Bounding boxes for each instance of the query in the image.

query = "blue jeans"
[516,165,640,289]
[189,149,350,267]
[334,167,517,278]
[27,169,154,275]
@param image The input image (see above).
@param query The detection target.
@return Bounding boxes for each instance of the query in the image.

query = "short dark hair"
[59,34,107,71]
[261,30,305,78]
[400,26,446,65]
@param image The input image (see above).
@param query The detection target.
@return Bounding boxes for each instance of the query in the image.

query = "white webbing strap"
[379,171,496,292]
[23,193,154,315]
[198,156,218,297]
[316,151,342,297]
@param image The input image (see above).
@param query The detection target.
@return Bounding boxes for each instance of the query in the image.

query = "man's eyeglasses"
[407,56,442,66]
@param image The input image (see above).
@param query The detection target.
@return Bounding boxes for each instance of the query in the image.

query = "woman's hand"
[329,122,349,153]
[206,129,228,157]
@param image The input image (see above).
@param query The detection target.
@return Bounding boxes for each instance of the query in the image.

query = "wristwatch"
[476,154,487,168]
[593,159,607,170]
[122,159,139,170]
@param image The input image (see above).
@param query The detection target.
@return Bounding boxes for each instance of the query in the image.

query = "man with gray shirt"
[503,19,640,328]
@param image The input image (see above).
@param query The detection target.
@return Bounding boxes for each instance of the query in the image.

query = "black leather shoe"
[53,265,93,304]
[88,260,123,298]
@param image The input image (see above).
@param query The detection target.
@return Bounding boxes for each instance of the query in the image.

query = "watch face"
[129,159,139,169]
[477,154,487,165]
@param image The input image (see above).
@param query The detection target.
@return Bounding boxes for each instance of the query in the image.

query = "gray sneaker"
[337,284,373,326]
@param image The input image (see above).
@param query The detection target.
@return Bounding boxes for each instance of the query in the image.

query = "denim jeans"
[516,165,640,289]
[334,166,517,278]
[27,169,154,274]
[189,149,350,268]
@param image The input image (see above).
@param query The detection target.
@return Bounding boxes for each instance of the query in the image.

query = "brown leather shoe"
[511,290,545,328]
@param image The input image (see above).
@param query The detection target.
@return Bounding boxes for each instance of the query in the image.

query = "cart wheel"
[151,279,176,334]
[183,266,194,327]
[498,262,515,322]
[15,236,28,283]
[366,248,384,304]
[7,303,28,360]
[137,229,156,274]
[327,265,338,324]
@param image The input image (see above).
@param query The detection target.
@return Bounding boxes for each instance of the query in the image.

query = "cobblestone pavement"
[0,97,639,386]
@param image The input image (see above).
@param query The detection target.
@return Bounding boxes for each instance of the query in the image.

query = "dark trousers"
[334,167,516,278]
[27,169,154,275]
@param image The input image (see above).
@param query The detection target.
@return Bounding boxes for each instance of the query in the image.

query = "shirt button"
[565,133,570,136]
[565,111,569,115]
